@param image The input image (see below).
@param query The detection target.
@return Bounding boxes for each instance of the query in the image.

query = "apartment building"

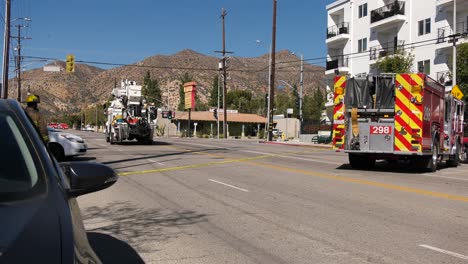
[325,0,468,86]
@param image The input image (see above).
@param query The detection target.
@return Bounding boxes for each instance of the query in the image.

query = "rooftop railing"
[370,1,405,24]
[326,22,350,39]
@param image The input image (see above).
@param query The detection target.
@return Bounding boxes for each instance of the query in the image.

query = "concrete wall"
[274,118,300,139]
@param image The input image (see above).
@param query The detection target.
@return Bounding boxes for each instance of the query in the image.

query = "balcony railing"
[370,1,405,24]
[326,56,349,70]
[437,20,468,43]
[436,71,452,85]
[369,40,405,60]
[326,22,350,39]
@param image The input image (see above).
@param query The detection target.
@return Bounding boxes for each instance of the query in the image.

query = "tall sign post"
[184,82,197,137]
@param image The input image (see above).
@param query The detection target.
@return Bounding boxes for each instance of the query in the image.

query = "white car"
[48,127,87,161]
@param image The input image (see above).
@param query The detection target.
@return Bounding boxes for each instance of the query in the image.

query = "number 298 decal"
[370,126,392,134]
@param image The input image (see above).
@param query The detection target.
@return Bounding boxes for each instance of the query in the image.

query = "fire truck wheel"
[447,142,460,167]
[106,136,110,143]
[428,144,439,172]
[349,154,375,169]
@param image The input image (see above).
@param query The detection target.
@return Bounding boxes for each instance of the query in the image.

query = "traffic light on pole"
[66,54,75,73]
[295,97,300,109]
[213,108,218,120]
[265,93,268,108]
[168,110,172,120]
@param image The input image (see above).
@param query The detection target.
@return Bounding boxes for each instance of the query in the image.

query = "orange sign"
[183,82,197,110]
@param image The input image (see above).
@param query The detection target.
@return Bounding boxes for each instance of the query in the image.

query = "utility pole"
[221,8,228,139]
[299,54,304,123]
[217,74,220,139]
[215,8,233,139]
[1,0,11,99]
[268,0,277,141]
[452,0,457,86]
[13,22,31,102]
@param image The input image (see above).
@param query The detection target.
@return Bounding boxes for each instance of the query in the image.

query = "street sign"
[451,85,464,100]
[287,108,294,114]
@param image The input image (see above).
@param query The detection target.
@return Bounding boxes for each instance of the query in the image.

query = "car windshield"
[0,113,43,201]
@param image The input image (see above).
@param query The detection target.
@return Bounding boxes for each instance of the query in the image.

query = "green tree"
[178,73,194,111]
[302,89,325,121]
[142,71,161,106]
[375,51,414,74]
[209,75,220,107]
[226,90,253,113]
[456,43,468,101]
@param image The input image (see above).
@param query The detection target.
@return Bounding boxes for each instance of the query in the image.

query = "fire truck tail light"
[335,87,344,95]
[411,85,422,93]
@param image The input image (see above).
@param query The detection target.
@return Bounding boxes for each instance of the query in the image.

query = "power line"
[21,35,454,76]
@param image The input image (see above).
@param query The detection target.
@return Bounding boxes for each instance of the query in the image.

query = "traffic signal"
[66,54,75,73]
[213,108,218,120]
[168,110,173,120]
[265,93,268,108]
[295,97,300,108]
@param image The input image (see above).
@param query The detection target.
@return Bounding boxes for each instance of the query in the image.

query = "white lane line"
[117,148,123,152]
[243,150,343,165]
[208,179,249,192]
[419,244,468,260]
[148,159,164,165]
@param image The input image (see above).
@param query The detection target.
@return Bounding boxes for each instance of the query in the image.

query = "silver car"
[48,127,87,161]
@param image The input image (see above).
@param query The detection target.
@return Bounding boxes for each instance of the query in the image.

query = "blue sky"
[4,0,334,71]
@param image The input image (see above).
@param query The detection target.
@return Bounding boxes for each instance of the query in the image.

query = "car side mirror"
[60,162,118,197]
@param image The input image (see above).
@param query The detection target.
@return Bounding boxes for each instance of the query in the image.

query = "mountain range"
[9,49,325,116]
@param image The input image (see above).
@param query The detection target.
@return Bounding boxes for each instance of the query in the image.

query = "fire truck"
[105,80,156,145]
[332,73,465,172]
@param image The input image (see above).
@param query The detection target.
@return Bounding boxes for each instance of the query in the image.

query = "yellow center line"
[244,161,468,203]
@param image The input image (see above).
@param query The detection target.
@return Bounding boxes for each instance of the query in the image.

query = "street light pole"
[452,0,457,86]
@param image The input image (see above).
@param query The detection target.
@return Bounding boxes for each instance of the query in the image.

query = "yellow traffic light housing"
[66,54,75,73]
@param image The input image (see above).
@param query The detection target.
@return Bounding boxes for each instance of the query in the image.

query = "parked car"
[47,122,59,129]
[48,127,87,161]
[311,135,332,144]
[58,123,69,129]
[0,99,117,263]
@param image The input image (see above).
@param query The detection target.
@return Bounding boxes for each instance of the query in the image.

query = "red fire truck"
[332,73,465,172]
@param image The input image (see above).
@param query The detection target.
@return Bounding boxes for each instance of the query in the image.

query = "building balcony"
[370,1,406,31]
[436,0,453,8]
[436,20,468,49]
[436,70,452,86]
[326,22,350,47]
[369,40,405,62]
[325,56,350,76]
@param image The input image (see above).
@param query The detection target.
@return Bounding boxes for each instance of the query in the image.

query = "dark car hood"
[0,197,61,263]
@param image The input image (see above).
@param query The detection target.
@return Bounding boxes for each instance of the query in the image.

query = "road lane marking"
[244,161,468,203]
[419,244,468,260]
[118,154,272,177]
[208,179,249,192]
[147,159,164,165]
[243,150,342,165]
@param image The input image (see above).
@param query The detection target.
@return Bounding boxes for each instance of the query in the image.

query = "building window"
[418,18,431,36]
[417,60,430,74]
[359,3,368,18]
[358,38,367,52]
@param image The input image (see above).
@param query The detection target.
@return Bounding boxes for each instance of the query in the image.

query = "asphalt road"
[75,131,468,264]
